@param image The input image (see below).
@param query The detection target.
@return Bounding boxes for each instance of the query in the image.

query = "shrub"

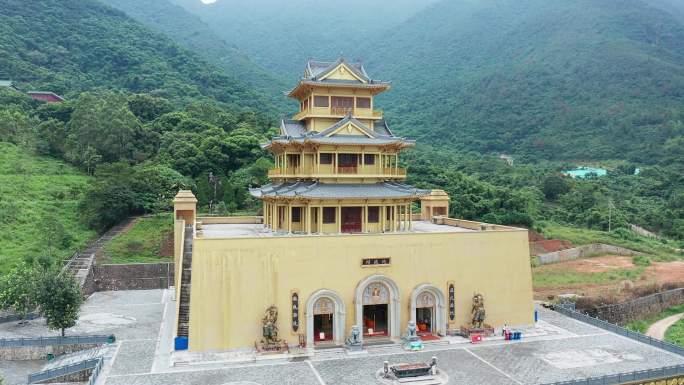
[632,255,652,267]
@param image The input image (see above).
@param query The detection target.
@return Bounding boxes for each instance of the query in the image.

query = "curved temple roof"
[250,181,430,200]
[287,58,390,97]
[263,115,414,149]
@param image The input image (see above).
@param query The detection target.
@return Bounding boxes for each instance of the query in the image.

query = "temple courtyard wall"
[187,228,534,351]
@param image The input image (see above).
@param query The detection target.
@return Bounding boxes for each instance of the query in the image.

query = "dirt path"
[646,313,684,340]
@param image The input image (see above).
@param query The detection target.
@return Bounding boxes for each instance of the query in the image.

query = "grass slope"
[102,214,173,264]
[0,143,95,274]
[665,318,684,346]
[626,303,684,333]
[541,222,681,260]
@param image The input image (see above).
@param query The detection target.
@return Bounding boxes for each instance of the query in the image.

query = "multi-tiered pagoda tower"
[171,58,533,352]
[250,58,428,234]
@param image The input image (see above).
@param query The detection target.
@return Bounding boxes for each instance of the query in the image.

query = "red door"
[341,207,362,233]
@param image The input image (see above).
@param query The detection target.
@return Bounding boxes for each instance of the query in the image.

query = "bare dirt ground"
[645,261,684,283]
[533,255,684,301]
[158,231,174,257]
[549,255,636,273]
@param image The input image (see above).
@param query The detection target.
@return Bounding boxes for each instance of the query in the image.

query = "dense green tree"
[127,94,173,123]
[35,118,67,157]
[37,269,83,337]
[35,102,73,124]
[0,108,37,148]
[0,262,39,321]
[542,175,571,200]
[129,164,192,212]
[66,92,144,165]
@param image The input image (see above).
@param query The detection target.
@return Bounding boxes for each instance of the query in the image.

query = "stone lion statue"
[470,293,486,329]
[261,305,281,345]
[346,325,361,346]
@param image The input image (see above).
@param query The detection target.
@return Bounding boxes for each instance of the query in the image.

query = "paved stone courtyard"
[2,289,684,385]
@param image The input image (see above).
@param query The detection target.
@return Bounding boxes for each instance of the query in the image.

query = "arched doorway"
[305,290,346,346]
[355,275,400,342]
[415,291,436,335]
[410,284,447,337]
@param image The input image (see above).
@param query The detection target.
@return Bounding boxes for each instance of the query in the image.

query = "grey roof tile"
[281,119,307,137]
[305,58,368,82]
[250,182,429,199]
[268,115,413,148]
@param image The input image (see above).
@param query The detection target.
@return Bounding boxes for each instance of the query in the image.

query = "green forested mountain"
[101,0,292,113]
[173,0,684,165]
[170,0,438,78]
[366,0,684,163]
[0,0,276,113]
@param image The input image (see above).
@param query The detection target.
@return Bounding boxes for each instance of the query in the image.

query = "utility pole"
[608,199,613,232]
[208,172,219,215]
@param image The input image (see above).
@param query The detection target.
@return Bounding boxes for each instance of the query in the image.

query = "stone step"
[42,346,109,371]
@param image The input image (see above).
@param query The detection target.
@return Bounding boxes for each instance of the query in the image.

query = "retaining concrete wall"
[88,263,174,292]
[537,243,643,265]
[0,343,100,361]
[593,288,684,325]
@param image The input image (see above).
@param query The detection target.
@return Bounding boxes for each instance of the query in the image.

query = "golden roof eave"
[287,81,391,99]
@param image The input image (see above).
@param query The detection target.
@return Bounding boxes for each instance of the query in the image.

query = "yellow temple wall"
[187,229,534,351]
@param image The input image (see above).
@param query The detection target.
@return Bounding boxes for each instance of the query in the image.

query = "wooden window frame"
[323,207,336,224]
[367,206,379,223]
[319,153,333,165]
[314,95,329,107]
[291,207,301,223]
[356,97,371,109]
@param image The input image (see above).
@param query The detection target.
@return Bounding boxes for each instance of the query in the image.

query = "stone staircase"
[41,346,110,372]
[177,225,194,337]
[63,217,137,286]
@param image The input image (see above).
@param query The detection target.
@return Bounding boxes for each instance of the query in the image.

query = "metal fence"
[89,356,104,385]
[27,357,101,384]
[540,305,684,385]
[554,304,684,356]
[543,365,684,385]
[0,334,114,348]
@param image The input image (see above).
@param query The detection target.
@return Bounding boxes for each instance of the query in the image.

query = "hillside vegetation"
[102,0,292,113]
[0,0,277,114]
[172,0,684,165]
[367,0,684,164]
[0,142,95,274]
[171,0,437,78]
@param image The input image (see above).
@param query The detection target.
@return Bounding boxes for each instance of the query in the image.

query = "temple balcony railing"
[290,108,383,121]
[330,106,354,115]
[267,166,407,179]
